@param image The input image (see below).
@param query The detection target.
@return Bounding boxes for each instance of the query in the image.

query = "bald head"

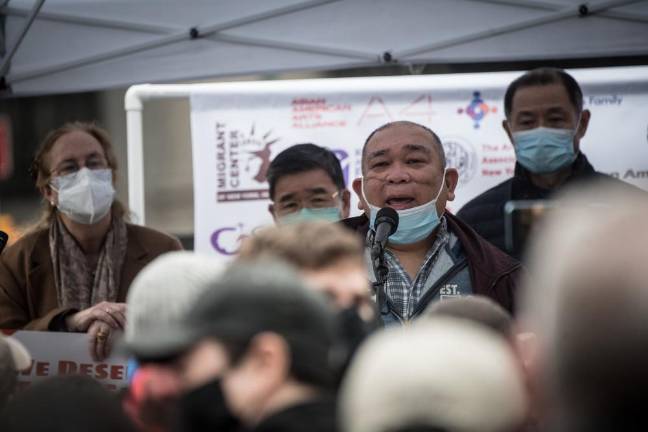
[423,296,513,340]
[361,121,446,174]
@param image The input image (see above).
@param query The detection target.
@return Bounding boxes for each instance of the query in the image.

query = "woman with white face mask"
[0,122,182,361]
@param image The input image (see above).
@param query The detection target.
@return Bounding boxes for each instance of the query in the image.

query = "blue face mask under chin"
[362,171,446,245]
[512,125,578,174]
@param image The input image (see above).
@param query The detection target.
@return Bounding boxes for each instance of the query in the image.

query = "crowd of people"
[0,67,646,431]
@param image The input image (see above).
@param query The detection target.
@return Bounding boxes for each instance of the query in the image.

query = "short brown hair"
[30,121,126,227]
[237,221,364,270]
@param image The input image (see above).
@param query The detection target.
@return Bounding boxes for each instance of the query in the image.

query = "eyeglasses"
[274,191,340,216]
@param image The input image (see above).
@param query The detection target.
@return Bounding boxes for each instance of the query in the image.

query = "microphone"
[371,208,398,320]
[373,207,399,250]
[0,231,8,254]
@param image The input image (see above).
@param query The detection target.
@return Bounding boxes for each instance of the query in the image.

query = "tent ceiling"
[2,0,648,96]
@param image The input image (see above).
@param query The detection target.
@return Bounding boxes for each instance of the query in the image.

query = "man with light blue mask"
[342,121,521,326]
[458,68,641,260]
[267,143,350,225]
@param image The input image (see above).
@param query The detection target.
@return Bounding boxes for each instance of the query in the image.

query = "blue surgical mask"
[512,126,578,174]
[277,206,341,225]
[362,171,446,245]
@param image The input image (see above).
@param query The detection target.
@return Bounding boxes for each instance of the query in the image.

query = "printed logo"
[457,91,498,129]
[210,224,249,256]
[442,137,478,186]
[586,94,623,106]
[331,148,351,187]
[215,123,280,202]
[399,94,435,122]
[439,284,462,300]
[291,98,350,129]
[357,96,392,125]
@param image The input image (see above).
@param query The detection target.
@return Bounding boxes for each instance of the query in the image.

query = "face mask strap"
[434,168,448,202]
[573,113,583,137]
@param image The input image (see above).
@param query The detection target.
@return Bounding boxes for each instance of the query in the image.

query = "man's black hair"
[218,333,337,390]
[361,121,446,173]
[267,143,345,199]
[504,67,584,118]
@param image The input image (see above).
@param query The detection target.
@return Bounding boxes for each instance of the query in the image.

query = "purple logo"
[457,91,498,129]
[331,148,350,187]
[210,225,248,256]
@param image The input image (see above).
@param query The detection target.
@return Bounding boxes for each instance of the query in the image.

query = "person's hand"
[88,320,114,362]
[65,301,127,332]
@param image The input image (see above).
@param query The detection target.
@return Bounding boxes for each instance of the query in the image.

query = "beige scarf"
[49,214,128,310]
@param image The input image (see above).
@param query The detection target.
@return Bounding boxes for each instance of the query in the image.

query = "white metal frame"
[125,84,193,224]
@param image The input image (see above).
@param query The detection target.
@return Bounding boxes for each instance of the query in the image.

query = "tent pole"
[125,87,146,224]
[0,0,44,81]
[125,84,194,225]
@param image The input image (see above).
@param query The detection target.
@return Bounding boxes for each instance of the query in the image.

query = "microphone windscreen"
[375,207,399,234]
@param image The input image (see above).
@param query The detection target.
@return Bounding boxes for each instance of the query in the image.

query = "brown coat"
[0,224,182,330]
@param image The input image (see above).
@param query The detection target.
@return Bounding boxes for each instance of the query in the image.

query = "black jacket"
[457,152,639,259]
[341,212,521,314]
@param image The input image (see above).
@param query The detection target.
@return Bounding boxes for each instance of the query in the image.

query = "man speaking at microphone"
[342,121,521,325]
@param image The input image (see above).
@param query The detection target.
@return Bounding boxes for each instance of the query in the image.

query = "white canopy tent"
[2,0,648,96]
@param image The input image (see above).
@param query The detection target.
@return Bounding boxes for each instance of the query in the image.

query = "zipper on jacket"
[411,258,469,318]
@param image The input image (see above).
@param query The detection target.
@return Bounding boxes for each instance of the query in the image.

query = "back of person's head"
[504,67,583,117]
[238,221,363,271]
[0,333,32,410]
[422,296,513,340]
[0,335,31,410]
[0,375,136,432]
[185,259,339,389]
[267,143,345,199]
[340,317,528,432]
[520,184,648,432]
[122,251,225,361]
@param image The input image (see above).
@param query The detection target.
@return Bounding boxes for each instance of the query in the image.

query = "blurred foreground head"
[520,184,648,432]
[423,295,513,340]
[0,375,136,432]
[123,251,225,361]
[238,221,373,318]
[340,317,528,432]
[119,251,225,431]
[0,334,31,410]
[175,260,339,429]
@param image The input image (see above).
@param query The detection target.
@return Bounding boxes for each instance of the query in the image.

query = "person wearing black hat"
[139,260,340,432]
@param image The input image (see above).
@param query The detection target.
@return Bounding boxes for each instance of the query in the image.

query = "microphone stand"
[370,233,389,321]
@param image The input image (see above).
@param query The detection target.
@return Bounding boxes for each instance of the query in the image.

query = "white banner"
[7,330,129,391]
[190,66,648,259]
